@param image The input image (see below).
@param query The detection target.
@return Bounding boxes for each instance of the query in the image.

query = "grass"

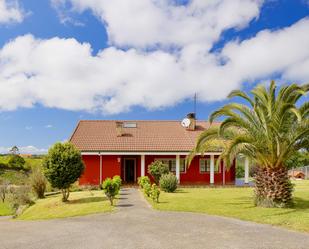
[18,190,115,220]
[0,201,13,216]
[148,180,309,233]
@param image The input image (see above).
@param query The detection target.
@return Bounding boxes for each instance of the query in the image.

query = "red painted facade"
[80,154,235,185]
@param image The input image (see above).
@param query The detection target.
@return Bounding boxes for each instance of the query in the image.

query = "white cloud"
[25,126,32,130]
[0,145,47,154]
[0,1,308,114]
[0,0,25,24]
[45,124,53,128]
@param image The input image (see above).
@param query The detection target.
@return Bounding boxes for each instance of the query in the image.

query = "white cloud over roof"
[0,0,308,114]
[0,0,25,24]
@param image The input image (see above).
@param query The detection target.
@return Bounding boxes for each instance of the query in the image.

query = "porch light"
[117,157,121,163]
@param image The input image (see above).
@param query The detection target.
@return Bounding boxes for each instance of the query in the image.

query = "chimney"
[116,121,124,137]
[187,113,196,131]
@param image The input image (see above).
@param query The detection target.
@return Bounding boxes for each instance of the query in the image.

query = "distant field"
[0,155,43,185]
[0,155,43,169]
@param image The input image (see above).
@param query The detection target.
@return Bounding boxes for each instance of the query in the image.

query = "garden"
[138,82,309,233]
[0,143,121,220]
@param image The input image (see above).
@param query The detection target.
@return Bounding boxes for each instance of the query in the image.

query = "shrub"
[143,182,151,197]
[43,142,85,202]
[159,173,178,193]
[8,155,26,170]
[29,167,47,199]
[8,186,33,214]
[138,176,150,189]
[102,178,119,206]
[147,161,169,184]
[0,178,10,202]
[151,184,160,203]
[113,175,122,191]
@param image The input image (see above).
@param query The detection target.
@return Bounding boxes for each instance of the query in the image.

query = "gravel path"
[0,188,308,249]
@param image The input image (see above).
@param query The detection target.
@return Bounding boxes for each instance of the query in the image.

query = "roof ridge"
[78,120,217,122]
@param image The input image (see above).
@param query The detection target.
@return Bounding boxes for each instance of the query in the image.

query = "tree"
[30,167,47,199]
[147,161,169,184]
[43,142,84,202]
[102,177,120,205]
[10,146,19,155]
[8,155,25,170]
[285,151,309,169]
[189,81,308,208]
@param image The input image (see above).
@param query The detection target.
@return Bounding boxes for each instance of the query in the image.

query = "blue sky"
[0,0,308,153]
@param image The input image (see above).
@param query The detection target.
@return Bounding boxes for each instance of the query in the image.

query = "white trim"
[141,154,145,177]
[210,155,215,184]
[223,160,225,185]
[176,155,180,183]
[81,151,222,156]
[99,154,102,184]
[245,157,249,184]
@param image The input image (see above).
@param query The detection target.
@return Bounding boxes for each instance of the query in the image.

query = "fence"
[289,166,309,180]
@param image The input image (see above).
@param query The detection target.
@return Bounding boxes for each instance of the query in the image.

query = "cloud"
[0,145,47,154]
[45,124,53,128]
[25,126,32,130]
[0,1,308,114]
[0,0,25,24]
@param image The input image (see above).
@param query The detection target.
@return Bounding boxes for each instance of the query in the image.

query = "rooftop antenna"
[194,93,197,118]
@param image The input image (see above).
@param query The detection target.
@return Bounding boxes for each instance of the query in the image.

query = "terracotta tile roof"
[69,120,220,152]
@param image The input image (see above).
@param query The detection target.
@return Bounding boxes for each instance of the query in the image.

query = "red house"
[69,115,235,185]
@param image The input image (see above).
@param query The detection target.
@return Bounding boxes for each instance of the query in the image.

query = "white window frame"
[155,158,186,173]
[199,158,221,174]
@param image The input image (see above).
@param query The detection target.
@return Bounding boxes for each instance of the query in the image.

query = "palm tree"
[189,81,308,207]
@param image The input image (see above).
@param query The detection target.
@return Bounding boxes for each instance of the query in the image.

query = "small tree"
[138,176,150,189]
[30,167,47,199]
[102,178,119,205]
[10,146,19,155]
[148,161,169,184]
[43,142,84,202]
[151,184,160,203]
[8,155,25,170]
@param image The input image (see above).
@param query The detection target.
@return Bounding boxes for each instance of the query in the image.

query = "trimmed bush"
[43,142,85,202]
[29,167,47,199]
[151,184,160,203]
[113,175,122,191]
[159,173,178,193]
[147,161,169,184]
[102,178,119,206]
[138,176,150,189]
[143,182,151,197]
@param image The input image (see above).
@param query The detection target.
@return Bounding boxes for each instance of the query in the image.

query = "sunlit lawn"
[18,190,114,220]
[0,201,13,216]
[148,180,309,232]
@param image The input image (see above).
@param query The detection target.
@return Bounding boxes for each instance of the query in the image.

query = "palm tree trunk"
[254,166,293,207]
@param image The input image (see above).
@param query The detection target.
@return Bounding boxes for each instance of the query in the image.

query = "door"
[124,159,136,183]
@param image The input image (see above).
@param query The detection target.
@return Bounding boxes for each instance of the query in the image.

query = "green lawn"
[18,190,114,220]
[148,180,309,233]
[0,201,13,216]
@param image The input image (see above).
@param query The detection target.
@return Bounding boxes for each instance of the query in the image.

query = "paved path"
[1,188,309,249]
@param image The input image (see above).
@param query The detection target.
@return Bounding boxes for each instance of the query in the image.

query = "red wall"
[80,155,100,185]
[80,154,235,185]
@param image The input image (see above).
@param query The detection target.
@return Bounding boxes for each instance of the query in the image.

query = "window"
[155,158,186,173]
[200,158,210,173]
[123,122,137,128]
[199,158,221,173]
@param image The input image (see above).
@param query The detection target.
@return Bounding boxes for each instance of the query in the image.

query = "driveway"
[0,188,309,249]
